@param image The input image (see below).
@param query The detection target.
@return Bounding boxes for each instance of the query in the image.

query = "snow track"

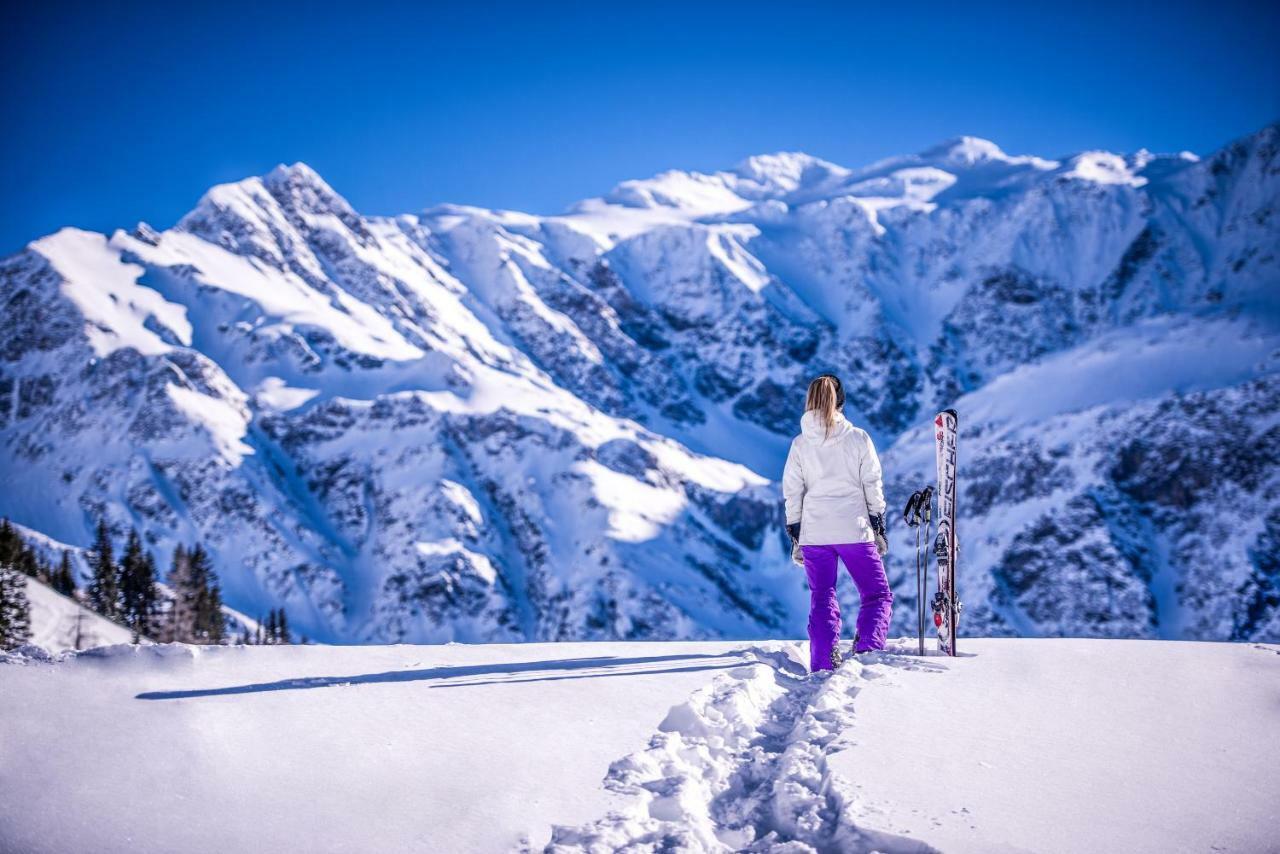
[3,640,1273,851]
[541,643,941,853]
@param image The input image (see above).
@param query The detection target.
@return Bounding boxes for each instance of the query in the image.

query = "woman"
[783,374,892,672]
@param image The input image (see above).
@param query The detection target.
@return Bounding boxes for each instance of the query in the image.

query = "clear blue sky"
[2,1,1277,254]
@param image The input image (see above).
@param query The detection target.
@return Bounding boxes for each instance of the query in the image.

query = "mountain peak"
[261,161,364,226]
[732,152,848,195]
[264,161,337,195]
[918,136,1009,166]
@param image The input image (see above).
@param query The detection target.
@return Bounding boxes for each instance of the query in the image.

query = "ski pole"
[916,516,924,655]
[920,486,932,657]
[901,494,921,655]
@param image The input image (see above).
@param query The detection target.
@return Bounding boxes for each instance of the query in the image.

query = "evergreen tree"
[255,616,264,646]
[265,609,279,645]
[143,551,161,636]
[0,565,31,650]
[165,544,196,643]
[277,607,291,644]
[0,518,21,567]
[86,519,119,619]
[53,551,77,597]
[163,543,227,645]
[205,579,225,645]
[119,531,158,643]
[188,545,218,643]
[15,547,40,579]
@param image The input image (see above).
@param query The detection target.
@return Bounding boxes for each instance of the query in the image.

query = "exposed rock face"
[1,124,1277,642]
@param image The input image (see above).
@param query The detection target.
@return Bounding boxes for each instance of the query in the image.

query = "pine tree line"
[0,556,31,650]
[1,517,299,650]
[1,518,77,596]
[160,543,226,644]
[87,520,230,644]
[240,607,295,645]
[86,521,164,642]
[1,518,75,649]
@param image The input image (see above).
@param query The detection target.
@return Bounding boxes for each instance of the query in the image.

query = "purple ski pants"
[801,542,893,671]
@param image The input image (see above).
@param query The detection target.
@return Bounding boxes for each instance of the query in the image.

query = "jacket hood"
[800,410,852,444]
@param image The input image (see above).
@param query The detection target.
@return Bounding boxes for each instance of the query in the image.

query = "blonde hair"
[805,376,840,438]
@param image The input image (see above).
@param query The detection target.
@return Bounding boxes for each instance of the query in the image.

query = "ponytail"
[805,375,841,439]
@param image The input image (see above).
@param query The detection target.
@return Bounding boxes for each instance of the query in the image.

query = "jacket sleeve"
[782,441,805,526]
[859,432,886,517]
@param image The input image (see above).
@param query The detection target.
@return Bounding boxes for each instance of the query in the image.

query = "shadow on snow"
[135,651,753,701]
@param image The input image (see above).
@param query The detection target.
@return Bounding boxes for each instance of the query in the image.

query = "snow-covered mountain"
[2,124,1277,643]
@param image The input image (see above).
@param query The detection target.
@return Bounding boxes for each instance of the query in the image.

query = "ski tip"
[941,408,958,424]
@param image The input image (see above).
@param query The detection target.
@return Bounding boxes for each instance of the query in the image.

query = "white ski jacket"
[783,411,886,546]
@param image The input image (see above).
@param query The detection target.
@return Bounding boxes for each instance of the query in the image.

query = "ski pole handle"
[903,490,922,527]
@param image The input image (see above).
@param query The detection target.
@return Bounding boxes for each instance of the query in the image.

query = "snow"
[32,228,192,357]
[731,152,849,196]
[0,641,764,852]
[253,376,321,412]
[579,460,687,543]
[845,166,958,207]
[956,313,1280,430]
[113,229,425,363]
[597,153,848,218]
[829,639,1280,854]
[1062,151,1149,187]
[166,383,253,465]
[606,169,755,215]
[918,136,1015,167]
[0,639,1274,852]
[414,539,497,583]
[705,228,771,293]
[23,576,134,651]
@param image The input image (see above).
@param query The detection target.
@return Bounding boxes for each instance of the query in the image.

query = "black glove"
[869,513,888,558]
[785,523,803,566]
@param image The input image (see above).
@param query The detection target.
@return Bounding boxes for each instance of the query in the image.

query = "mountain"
[1,125,1277,643]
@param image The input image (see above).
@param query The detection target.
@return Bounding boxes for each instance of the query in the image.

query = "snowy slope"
[10,522,137,650]
[0,639,1275,852]
[23,577,133,651]
[1,124,1277,643]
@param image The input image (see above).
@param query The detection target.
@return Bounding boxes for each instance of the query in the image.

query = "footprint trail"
[540,642,942,853]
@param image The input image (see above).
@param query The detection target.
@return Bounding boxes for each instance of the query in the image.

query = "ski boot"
[829,645,844,669]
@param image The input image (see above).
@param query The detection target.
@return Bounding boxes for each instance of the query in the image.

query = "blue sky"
[2,1,1277,254]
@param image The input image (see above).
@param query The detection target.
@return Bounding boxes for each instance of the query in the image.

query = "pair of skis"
[903,409,960,656]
